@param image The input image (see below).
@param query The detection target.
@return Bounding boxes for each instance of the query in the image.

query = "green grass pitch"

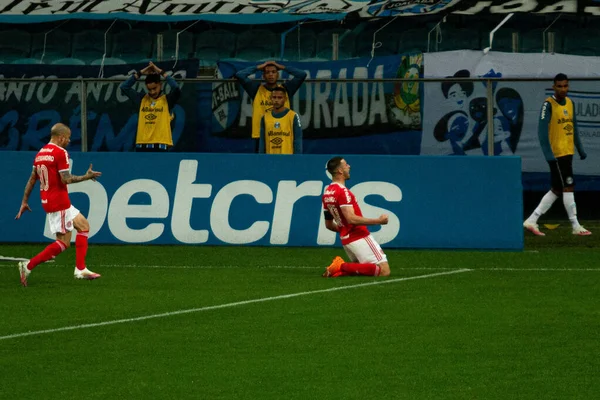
[0,222,598,399]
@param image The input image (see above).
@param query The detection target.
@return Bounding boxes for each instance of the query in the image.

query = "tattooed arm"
[60,163,102,185]
[15,169,37,219]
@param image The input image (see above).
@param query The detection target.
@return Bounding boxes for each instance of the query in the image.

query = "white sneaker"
[18,260,30,287]
[573,226,592,236]
[523,221,545,236]
[74,268,101,280]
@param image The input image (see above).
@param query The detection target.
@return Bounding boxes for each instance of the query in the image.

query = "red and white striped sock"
[28,240,66,270]
[75,231,89,271]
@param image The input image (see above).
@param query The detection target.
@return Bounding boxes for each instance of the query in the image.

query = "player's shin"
[28,240,66,270]
[75,231,89,271]
[341,263,381,276]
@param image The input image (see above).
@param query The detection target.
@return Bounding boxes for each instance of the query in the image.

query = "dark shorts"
[135,144,169,152]
[548,155,574,190]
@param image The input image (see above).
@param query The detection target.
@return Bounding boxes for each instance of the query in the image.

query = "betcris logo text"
[44,158,402,246]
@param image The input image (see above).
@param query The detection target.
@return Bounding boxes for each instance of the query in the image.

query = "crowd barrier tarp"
[207,54,423,153]
[0,59,199,152]
[0,1,597,24]
[423,50,600,176]
[0,153,523,250]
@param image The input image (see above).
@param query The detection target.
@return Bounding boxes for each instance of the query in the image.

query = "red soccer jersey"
[33,143,71,213]
[322,182,370,245]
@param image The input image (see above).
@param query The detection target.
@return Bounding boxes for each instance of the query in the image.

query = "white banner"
[423,50,600,175]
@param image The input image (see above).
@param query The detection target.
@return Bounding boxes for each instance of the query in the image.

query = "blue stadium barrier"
[0,153,523,249]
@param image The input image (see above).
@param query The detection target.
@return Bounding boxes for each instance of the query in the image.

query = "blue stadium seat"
[0,30,31,62]
[90,57,126,65]
[520,28,547,53]
[235,47,274,62]
[112,29,153,63]
[356,31,400,58]
[73,30,107,63]
[563,28,600,56]
[195,29,236,54]
[316,48,353,60]
[51,58,86,65]
[438,28,481,51]
[236,29,278,56]
[301,57,329,62]
[155,30,194,61]
[11,58,41,65]
[399,28,430,53]
[487,29,516,52]
[31,30,71,62]
[283,28,317,60]
[316,28,354,56]
[196,47,235,67]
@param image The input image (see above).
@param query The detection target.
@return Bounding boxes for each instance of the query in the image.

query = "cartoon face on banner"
[431,69,523,156]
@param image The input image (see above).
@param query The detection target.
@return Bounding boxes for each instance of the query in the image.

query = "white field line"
[0,269,470,341]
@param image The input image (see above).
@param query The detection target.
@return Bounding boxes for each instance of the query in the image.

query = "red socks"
[75,231,89,271]
[28,240,66,270]
[341,262,381,276]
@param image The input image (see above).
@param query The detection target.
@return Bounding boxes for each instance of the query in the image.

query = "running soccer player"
[523,73,591,236]
[321,156,391,277]
[15,123,102,286]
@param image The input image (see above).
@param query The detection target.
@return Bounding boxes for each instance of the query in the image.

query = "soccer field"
[0,224,598,400]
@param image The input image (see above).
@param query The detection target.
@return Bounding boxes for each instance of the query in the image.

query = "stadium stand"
[112,29,154,63]
[155,30,195,61]
[72,30,107,63]
[31,29,71,62]
[283,28,317,61]
[0,30,31,62]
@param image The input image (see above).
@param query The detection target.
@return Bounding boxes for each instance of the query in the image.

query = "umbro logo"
[270,137,284,145]
[145,114,157,121]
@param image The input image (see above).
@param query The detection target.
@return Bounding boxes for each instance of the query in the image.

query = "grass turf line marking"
[0,269,470,341]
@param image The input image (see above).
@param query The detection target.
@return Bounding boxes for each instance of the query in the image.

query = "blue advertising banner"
[204,54,423,153]
[1,152,523,249]
[0,59,199,152]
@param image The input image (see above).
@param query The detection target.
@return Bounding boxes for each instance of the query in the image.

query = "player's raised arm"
[59,163,102,185]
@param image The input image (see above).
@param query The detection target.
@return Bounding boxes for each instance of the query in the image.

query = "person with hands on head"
[321,156,391,278]
[120,61,182,152]
[524,73,591,237]
[16,123,102,287]
[235,60,307,152]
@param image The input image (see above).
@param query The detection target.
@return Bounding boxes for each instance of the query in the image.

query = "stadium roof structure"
[0,0,596,24]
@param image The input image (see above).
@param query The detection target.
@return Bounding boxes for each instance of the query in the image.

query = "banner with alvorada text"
[423,50,600,176]
[214,54,422,140]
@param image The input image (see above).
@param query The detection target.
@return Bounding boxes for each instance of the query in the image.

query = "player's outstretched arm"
[60,163,102,185]
[15,170,37,219]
